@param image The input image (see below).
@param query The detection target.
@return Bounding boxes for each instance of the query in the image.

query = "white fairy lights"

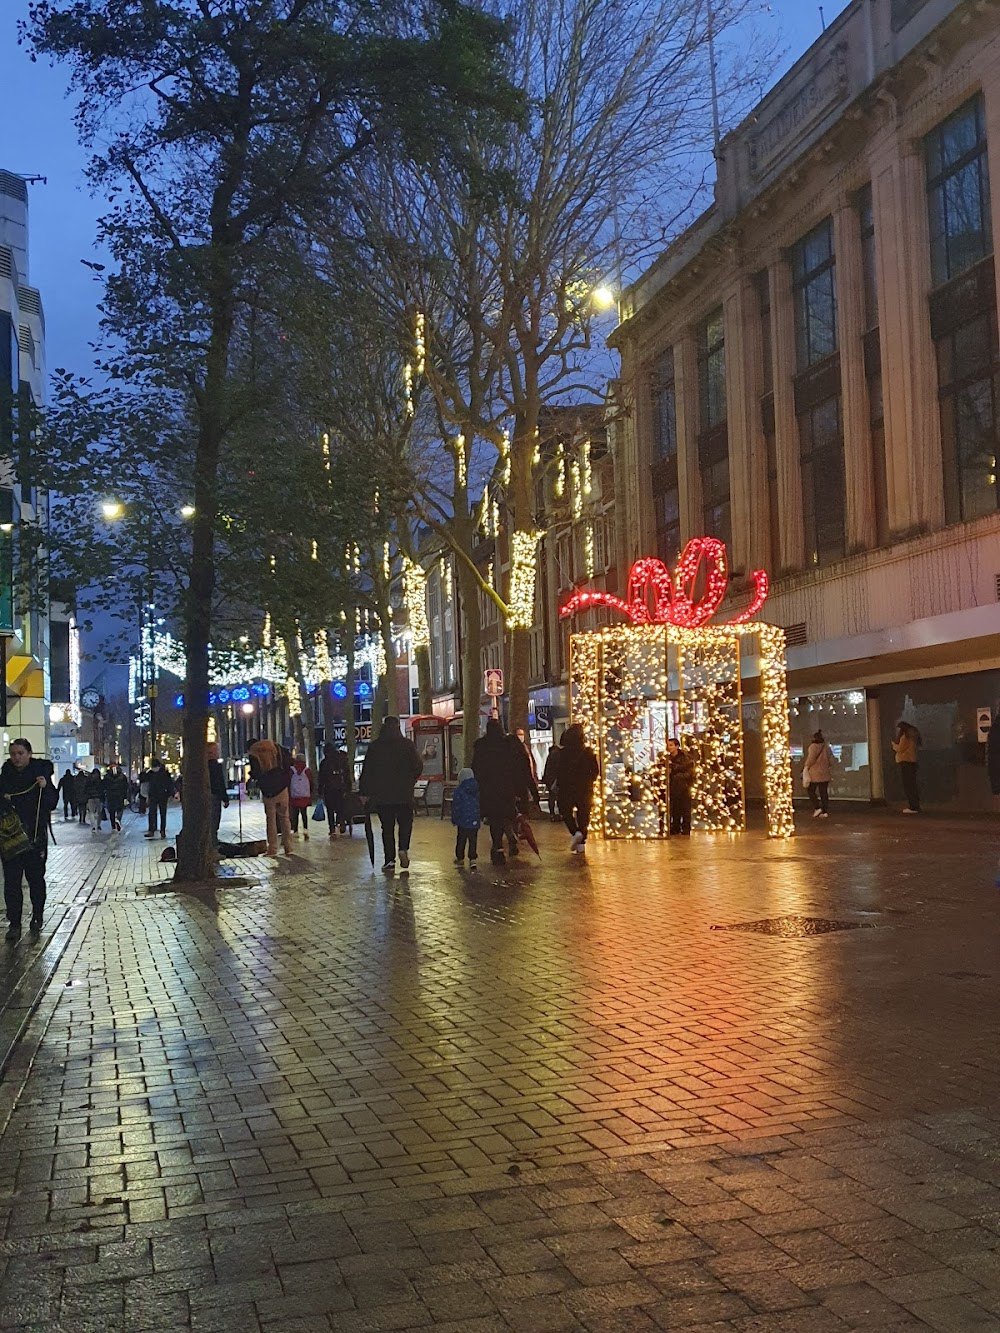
[402,558,429,647]
[507,530,540,629]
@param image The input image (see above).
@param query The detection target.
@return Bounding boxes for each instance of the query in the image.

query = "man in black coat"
[0,739,58,940]
[104,763,129,831]
[144,759,175,839]
[72,768,88,823]
[359,717,423,871]
[472,719,529,866]
[57,768,77,819]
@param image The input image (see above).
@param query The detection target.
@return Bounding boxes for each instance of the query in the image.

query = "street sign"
[977,706,993,743]
[484,668,504,697]
[534,705,552,731]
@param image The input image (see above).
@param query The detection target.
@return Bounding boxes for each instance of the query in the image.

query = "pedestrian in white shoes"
[803,730,834,819]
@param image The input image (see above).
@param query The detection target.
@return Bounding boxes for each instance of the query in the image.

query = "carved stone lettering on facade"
[891,0,933,33]
[748,43,848,179]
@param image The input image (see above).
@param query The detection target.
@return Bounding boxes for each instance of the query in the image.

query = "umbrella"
[515,811,541,859]
[363,807,376,867]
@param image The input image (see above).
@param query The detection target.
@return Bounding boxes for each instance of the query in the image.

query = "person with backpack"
[104,762,129,831]
[143,759,175,839]
[248,737,293,855]
[288,755,314,840]
[0,739,58,940]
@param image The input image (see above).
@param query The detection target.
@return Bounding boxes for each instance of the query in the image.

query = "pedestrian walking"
[358,717,423,871]
[451,767,481,867]
[558,723,599,853]
[514,727,539,787]
[0,739,58,941]
[802,730,834,819]
[472,719,522,865]
[84,765,105,833]
[318,745,351,837]
[891,720,922,814]
[207,741,229,844]
[143,759,175,839]
[288,755,313,840]
[73,768,88,824]
[248,737,293,855]
[104,762,129,831]
[541,742,562,821]
[57,768,76,820]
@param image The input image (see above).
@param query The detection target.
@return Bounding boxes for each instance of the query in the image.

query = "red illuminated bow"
[559,537,769,628]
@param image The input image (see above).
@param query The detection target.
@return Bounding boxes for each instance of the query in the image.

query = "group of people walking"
[246,736,356,857]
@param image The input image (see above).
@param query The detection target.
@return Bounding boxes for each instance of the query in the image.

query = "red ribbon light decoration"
[559,537,769,628]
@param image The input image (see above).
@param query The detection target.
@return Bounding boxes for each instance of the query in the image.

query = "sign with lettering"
[748,44,848,180]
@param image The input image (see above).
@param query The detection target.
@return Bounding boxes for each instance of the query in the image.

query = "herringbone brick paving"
[0,805,999,1329]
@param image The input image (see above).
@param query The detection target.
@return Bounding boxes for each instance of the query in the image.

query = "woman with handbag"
[803,730,834,819]
[0,739,58,941]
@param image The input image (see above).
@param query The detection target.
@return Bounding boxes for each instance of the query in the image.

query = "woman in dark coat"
[558,723,599,853]
[104,763,129,831]
[318,746,351,837]
[0,739,58,940]
[472,719,534,865]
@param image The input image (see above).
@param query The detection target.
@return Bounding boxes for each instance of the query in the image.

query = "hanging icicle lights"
[507,530,540,629]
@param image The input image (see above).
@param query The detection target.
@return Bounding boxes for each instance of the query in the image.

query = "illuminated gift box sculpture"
[561,538,794,840]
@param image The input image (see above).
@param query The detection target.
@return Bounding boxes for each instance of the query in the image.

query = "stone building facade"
[612,0,1000,810]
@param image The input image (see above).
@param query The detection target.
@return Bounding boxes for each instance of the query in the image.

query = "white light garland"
[507,530,539,629]
[402,558,429,647]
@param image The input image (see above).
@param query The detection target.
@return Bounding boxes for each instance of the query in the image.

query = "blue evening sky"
[0,0,852,384]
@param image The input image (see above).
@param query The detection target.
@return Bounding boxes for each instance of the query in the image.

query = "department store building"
[612,0,1000,809]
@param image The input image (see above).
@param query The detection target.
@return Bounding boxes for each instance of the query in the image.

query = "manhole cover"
[711,916,876,937]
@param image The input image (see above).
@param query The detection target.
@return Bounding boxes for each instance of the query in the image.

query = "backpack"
[289,768,311,801]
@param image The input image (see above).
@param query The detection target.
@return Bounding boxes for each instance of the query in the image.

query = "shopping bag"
[0,805,30,862]
[311,799,326,823]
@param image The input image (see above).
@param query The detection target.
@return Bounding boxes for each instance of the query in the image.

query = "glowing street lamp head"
[592,285,616,311]
[180,504,196,518]
[101,500,124,520]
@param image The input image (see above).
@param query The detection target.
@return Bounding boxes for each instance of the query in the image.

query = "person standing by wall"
[666,737,695,835]
[803,730,834,819]
[891,720,921,814]
[558,724,599,853]
[248,737,293,856]
[0,739,58,940]
[359,718,423,871]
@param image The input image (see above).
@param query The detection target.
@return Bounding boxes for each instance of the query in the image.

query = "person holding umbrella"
[0,739,58,941]
[359,717,423,871]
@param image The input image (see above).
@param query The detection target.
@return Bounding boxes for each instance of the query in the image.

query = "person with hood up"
[359,717,423,871]
[802,729,834,819]
[57,768,76,820]
[0,739,58,941]
[84,765,105,833]
[472,719,522,865]
[248,737,293,855]
[318,745,351,837]
[288,754,314,840]
[891,720,921,814]
[104,762,129,831]
[73,767,88,824]
[558,723,600,853]
[450,767,481,867]
[143,759,175,839]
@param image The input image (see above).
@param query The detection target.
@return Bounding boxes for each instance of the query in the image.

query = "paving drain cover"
[711,915,876,938]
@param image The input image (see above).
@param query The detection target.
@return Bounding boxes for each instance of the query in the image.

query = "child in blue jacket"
[451,767,480,866]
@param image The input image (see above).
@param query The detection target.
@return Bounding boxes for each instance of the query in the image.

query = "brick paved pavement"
[0,805,999,1330]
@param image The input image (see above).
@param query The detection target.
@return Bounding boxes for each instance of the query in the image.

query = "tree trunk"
[320,673,336,752]
[455,550,483,766]
[345,642,356,776]
[415,644,432,715]
[175,279,234,882]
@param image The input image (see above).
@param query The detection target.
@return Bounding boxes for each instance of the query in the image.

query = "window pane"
[926,95,992,287]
